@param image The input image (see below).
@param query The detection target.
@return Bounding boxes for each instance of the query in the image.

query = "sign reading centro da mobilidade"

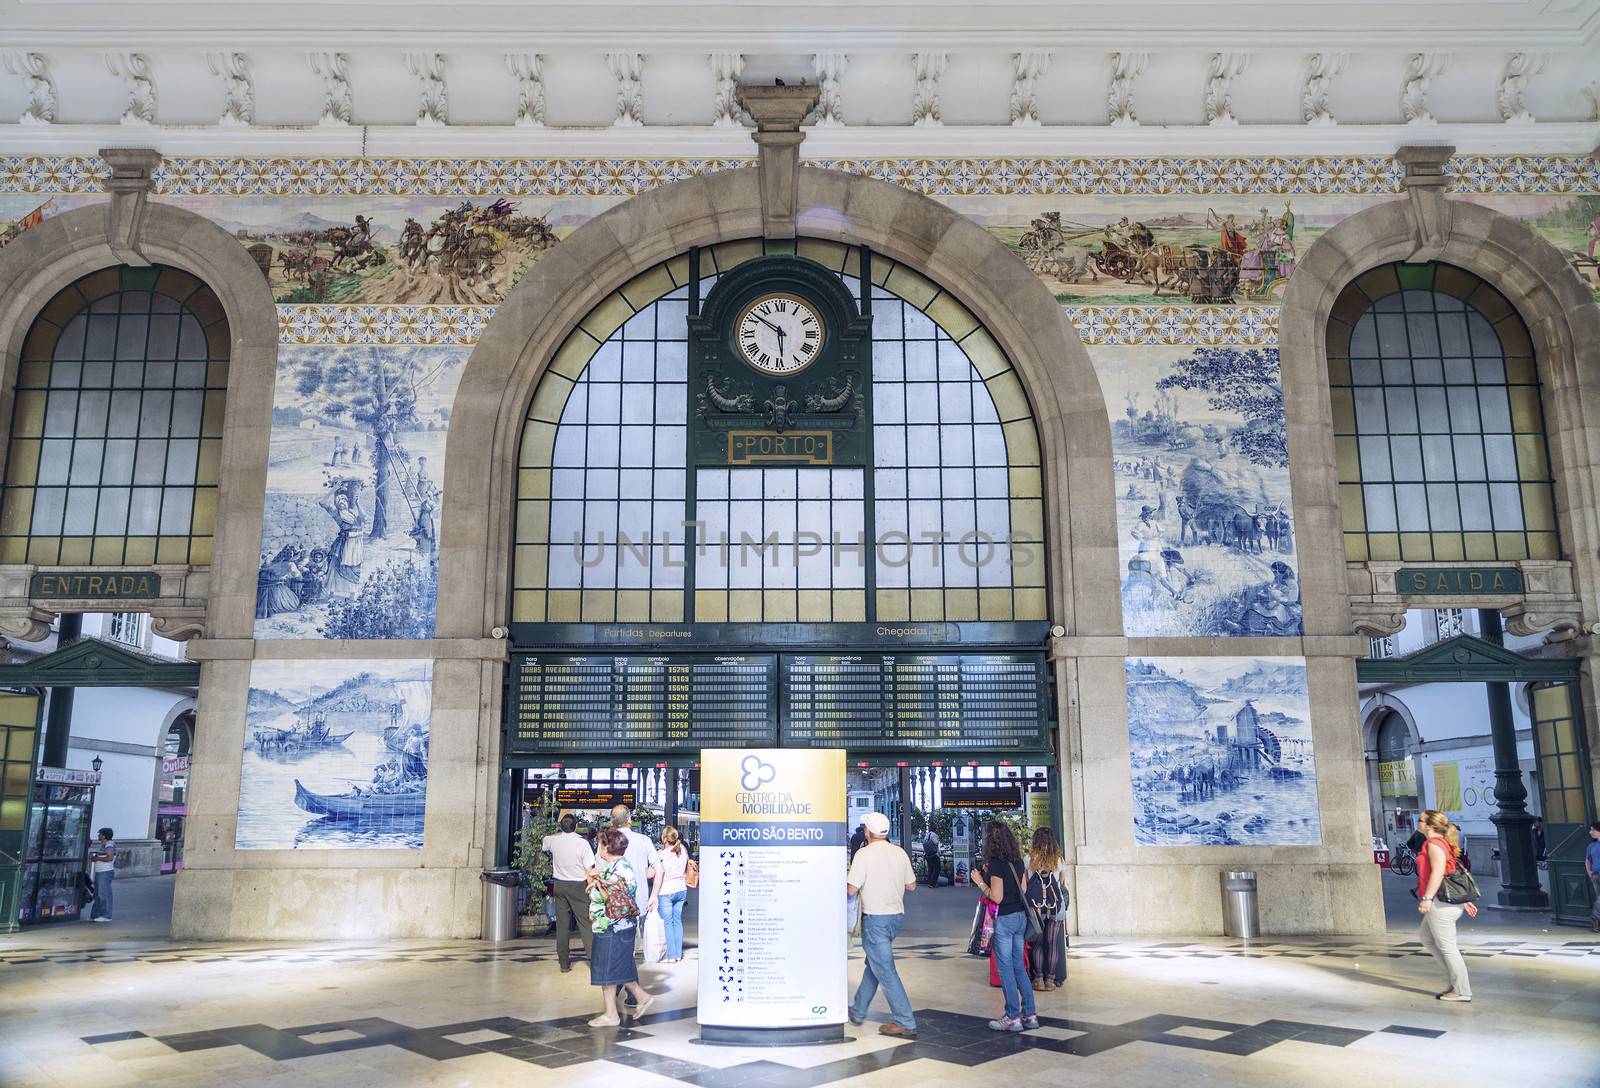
[697,748,847,1045]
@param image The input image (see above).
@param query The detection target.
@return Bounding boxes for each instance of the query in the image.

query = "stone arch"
[160,696,198,747]
[438,166,1118,642]
[1280,197,1600,637]
[1360,692,1420,756]
[0,174,279,641]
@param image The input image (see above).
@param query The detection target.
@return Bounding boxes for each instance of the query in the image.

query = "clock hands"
[755,314,788,357]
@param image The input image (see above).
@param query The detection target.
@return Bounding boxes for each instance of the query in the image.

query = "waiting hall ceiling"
[1,0,1597,154]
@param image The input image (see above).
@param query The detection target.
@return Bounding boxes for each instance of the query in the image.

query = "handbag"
[1009,862,1044,945]
[685,858,699,889]
[1438,853,1482,905]
[598,862,640,922]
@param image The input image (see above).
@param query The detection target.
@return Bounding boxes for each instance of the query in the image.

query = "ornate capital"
[149,607,207,642]
[0,606,55,643]
[1351,606,1408,638]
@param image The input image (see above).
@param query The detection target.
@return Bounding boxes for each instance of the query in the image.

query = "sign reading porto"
[697,748,847,1045]
[1395,567,1524,595]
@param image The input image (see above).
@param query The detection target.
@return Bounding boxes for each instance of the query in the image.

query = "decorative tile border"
[5,154,1599,198]
[277,302,1276,346]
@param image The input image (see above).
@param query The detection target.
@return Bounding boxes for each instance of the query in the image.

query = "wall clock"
[733,293,826,375]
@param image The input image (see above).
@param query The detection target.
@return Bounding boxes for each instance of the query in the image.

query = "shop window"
[512,239,1046,624]
[1327,262,1556,563]
[2,266,229,567]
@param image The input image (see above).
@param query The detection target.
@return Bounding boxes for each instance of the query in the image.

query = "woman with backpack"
[586,828,655,1027]
[1025,827,1068,991]
[1416,809,1479,1003]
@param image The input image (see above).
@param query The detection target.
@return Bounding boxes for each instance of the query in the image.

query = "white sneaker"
[988,1016,1022,1032]
[1437,992,1472,1003]
[91,917,111,923]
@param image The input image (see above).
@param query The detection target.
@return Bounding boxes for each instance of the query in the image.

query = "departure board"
[508,653,779,754]
[782,653,1049,752]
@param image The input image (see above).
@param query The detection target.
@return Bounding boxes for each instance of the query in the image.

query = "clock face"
[734,294,825,376]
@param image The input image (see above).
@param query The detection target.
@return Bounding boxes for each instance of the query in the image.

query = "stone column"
[734,83,819,240]
[1478,609,1550,908]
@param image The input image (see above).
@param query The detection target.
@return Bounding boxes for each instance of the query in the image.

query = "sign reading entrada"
[30,571,160,600]
[1394,567,1525,595]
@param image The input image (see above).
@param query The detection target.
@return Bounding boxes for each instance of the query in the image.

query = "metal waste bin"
[1221,870,1260,938]
[481,868,520,942]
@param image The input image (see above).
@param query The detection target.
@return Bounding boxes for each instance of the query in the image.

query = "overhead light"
[91,755,103,773]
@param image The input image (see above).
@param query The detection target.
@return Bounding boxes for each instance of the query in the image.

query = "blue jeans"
[992,912,1035,1020]
[850,913,915,1029]
[91,870,113,919]
[657,890,686,959]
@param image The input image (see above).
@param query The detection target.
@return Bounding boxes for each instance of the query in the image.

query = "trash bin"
[481,868,520,942]
[1221,870,1260,938]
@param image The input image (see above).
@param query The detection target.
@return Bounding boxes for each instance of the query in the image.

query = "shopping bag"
[642,909,667,963]
[846,892,861,934]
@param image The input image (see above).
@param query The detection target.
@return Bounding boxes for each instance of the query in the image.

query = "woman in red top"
[1416,809,1478,1002]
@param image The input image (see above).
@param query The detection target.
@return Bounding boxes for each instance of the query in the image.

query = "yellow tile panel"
[924,292,979,341]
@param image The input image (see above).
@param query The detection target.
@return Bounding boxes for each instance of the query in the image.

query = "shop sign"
[698,748,846,1043]
[1394,567,1524,595]
[30,571,160,600]
[36,766,101,785]
[163,755,190,776]
[1378,759,1416,798]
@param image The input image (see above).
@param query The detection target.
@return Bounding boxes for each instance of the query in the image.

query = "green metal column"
[1478,609,1549,910]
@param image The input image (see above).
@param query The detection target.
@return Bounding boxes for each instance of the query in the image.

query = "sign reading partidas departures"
[696,748,847,1045]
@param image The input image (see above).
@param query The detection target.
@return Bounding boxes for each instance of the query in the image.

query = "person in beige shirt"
[845,812,918,1037]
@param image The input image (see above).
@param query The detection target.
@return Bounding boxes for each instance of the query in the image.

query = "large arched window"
[511,239,1046,624]
[2,266,229,566]
[1326,262,1556,563]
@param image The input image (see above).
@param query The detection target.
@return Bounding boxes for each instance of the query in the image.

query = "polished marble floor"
[2,880,1597,1088]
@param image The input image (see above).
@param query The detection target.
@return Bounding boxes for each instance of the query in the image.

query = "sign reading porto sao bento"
[1394,567,1524,595]
[697,748,847,1045]
[30,571,160,600]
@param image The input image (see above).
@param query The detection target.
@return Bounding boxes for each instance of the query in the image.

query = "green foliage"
[512,791,562,914]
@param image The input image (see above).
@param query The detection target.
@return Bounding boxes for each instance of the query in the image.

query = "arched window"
[511,239,1046,624]
[1376,711,1410,762]
[2,266,229,566]
[1326,262,1556,563]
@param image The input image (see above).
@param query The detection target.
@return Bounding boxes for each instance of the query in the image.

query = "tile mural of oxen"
[1091,345,1303,639]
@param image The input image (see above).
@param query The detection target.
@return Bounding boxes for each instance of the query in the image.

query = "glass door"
[1529,681,1596,926]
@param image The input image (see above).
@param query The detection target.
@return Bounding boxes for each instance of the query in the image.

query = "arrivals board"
[782,653,1049,752]
[508,653,779,754]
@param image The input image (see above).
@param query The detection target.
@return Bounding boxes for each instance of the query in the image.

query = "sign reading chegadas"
[697,748,847,1044]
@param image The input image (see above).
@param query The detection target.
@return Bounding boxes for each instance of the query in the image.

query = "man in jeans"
[846,811,918,1038]
[88,828,115,922]
[542,814,596,972]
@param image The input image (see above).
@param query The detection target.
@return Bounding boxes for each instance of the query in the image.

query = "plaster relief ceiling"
[0,0,1596,154]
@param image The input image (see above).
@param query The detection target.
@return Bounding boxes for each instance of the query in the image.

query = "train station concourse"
[1,0,1599,1084]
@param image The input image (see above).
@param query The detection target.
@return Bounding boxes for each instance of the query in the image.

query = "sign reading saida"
[697,748,846,1044]
[1394,567,1524,595]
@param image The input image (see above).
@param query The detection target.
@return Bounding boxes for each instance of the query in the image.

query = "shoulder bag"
[1437,850,1482,905]
[685,855,699,889]
[1008,862,1044,945]
[600,862,641,922]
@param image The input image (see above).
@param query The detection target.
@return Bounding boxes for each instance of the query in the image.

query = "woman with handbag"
[648,827,691,964]
[586,828,656,1027]
[1416,810,1479,1003]
[970,822,1038,1032]
[1025,827,1068,991]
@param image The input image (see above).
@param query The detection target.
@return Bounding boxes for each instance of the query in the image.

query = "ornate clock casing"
[688,255,872,468]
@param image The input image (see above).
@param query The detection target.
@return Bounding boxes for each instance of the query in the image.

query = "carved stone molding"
[911,52,947,127]
[736,83,818,240]
[607,52,644,128]
[1496,52,1547,125]
[1347,558,1587,642]
[1009,52,1050,127]
[810,53,847,127]
[1300,52,1346,126]
[0,606,55,643]
[3,51,57,125]
[99,146,161,266]
[506,53,546,127]
[1351,606,1408,638]
[206,52,254,128]
[1107,51,1148,128]
[105,52,156,126]
[1401,52,1449,125]
[307,52,352,126]
[1396,143,1455,260]
[406,52,448,127]
[1204,52,1248,127]
[149,608,208,642]
[709,53,745,128]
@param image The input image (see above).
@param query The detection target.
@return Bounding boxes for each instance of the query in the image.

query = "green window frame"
[2,266,229,567]
[1326,261,1557,563]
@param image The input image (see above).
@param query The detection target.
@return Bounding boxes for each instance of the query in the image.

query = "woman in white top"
[647,827,692,963]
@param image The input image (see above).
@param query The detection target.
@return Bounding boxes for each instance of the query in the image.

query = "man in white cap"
[845,811,918,1037]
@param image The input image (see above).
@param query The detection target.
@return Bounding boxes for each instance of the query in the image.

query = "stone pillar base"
[1072,861,1386,936]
